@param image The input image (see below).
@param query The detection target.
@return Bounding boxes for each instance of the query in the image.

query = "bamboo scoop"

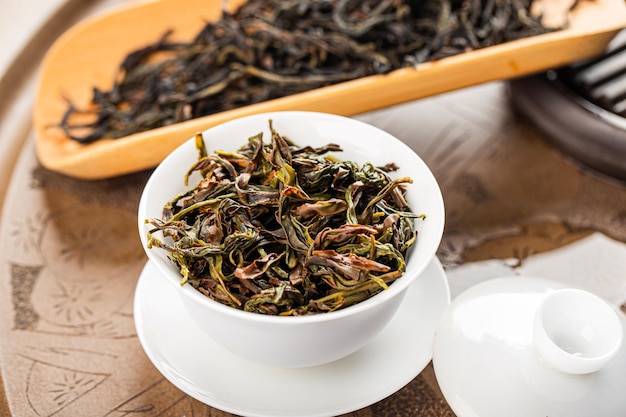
[34,0,626,180]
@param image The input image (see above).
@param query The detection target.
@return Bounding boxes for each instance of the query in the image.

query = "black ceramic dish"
[509,31,626,181]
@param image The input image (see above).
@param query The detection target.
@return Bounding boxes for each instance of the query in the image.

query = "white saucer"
[134,257,450,417]
[433,276,626,417]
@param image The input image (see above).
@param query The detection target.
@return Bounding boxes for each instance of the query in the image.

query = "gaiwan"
[137,111,444,368]
[144,119,423,315]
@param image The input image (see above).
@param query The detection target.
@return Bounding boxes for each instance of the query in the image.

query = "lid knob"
[533,288,623,374]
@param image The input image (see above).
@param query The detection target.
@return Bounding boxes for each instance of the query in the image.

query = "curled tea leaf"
[146,120,424,315]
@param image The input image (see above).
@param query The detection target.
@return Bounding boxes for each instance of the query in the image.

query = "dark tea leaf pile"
[145,121,423,315]
[61,0,562,143]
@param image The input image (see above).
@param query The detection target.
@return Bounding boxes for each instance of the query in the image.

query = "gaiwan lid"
[433,276,626,417]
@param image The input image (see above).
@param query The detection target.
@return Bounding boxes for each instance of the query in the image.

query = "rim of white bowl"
[138,111,445,324]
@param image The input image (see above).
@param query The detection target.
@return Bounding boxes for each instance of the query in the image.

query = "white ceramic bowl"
[137,111,445,368]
